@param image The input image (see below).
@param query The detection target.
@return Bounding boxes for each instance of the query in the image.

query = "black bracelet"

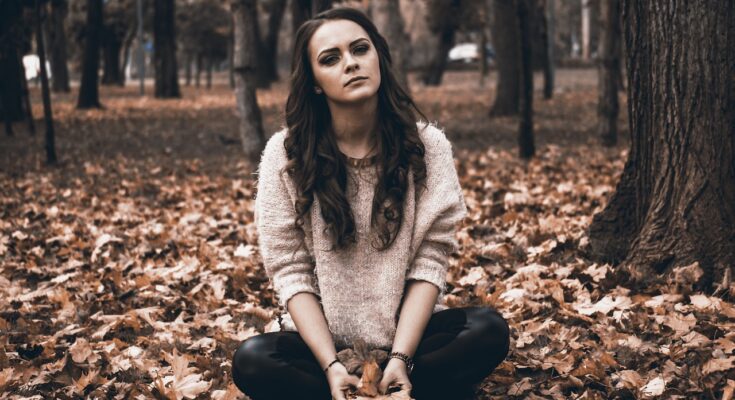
[324,358,340,373]
[388,351,414,374]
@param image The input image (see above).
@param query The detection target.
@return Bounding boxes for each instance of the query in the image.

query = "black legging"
[232,306,510,400]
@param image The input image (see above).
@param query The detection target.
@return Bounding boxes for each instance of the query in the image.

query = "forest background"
[0,0,733,399]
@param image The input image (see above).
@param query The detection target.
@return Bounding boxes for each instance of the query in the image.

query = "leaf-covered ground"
[1,70,734,399]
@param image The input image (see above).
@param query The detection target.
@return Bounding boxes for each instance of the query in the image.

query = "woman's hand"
[378,358,412,395]
[326,362,360,400]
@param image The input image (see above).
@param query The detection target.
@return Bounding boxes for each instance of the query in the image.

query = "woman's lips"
[344,77,368,86]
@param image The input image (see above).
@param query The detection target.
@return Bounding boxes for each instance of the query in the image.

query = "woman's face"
[308,19,381,105]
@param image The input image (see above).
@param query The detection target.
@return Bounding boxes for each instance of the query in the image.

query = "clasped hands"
[327,357,411,400]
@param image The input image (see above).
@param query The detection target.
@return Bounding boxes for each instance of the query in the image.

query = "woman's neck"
[327,96,379,158]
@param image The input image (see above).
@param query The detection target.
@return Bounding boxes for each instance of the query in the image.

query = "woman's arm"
[390,280,439,357]
[287,292,339,370]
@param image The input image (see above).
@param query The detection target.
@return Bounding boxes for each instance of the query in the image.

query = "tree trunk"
[153,0,180,98]
[540,0,554,99]
[421,0,460,86]
[588,0,735,286]
[370,0,410,92]
[206,57,212,89]
[489,0,520,116]
[580,0,590,60]
[263,0,286,83]
[0,48,25,123]
[35,0,57,164]
[120,25,136,86]
[185,53,192,86]
[232,0,265,162]
[101,26,123,86]
[195,53,202,87]
[517,0,535,159]
[77,0,103,109]
[48,0,70,93]
[597,0,619,147]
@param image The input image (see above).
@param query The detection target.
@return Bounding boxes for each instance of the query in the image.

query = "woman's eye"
[320,56,338,65]
[354,45,369,54]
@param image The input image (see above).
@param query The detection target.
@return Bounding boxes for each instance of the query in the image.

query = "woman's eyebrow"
[317,38,369,58]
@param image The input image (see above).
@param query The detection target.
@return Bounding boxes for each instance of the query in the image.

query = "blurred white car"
[23,55,51,81]
[447,42,496,65]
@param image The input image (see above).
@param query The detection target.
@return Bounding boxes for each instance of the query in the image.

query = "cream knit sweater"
[254,122,468,350]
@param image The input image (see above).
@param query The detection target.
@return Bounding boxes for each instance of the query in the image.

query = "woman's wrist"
[324,358,342,373]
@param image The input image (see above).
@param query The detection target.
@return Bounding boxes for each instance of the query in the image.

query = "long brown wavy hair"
[284,7,428,251]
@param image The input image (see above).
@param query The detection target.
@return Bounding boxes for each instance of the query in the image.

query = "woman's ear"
[314,86,323,94]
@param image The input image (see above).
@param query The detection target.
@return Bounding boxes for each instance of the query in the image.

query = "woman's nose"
[344,53,359,73]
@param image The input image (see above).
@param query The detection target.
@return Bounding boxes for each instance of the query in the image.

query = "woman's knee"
[467,306,510,357]
[232,334,273,379]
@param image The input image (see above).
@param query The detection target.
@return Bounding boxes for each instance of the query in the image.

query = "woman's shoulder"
[260,127,290,170]
[415,120,454,161]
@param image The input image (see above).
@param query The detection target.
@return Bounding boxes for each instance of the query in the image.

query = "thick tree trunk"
[153,0,180,98]
[48,0,70,93]
[517,0,535,159]
[101,26,124,86]
[489,0,520,116]
[0,50,25,123]
[589,0,735,286]
[232,0,265,162]
[35,0,57,164]
[597,0,620,147]
[77,0,103,109]
[370,0,410,92]
[421,0,460,86]
[263,0,286,83]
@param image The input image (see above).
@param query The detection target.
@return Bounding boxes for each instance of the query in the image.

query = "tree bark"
[588,0,735,286]
[597,0,620,147]
[539,0,554,99]
[232,0,265,162]
[206,57,212,89]
[370,0,410,92]
[489,0,520,116]
[195,53,202,87]
[101,25,124,86]
[421,0,460,86]
[0,46,25,123]
[185,53,192,86]
[77,0,103,109]
[48,0,70,93]
[35,0,57,164]
[153,0,180,98]
[517,0,535,159]
[262,0,286,83]
[580,0,590,60]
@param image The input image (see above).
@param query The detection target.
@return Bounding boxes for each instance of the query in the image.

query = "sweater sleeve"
[254,130,320,309]
[406,124,468,295]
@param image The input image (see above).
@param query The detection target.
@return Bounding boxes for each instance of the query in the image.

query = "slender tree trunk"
[35,0,57,164]
[588,0,735,286]
[228,37,235,88]
[489,0,520,116]
[581,0,590,60]
[185,52,192,86]
[206,57,212,89]
[195,53,202,87]
[232,0,265,162]
[101,27,123,86]
[540,0,554,99]
[370,0,410,92]
[153,0,180,98]
[19,51,36,135]
[597,0,620,147]
[77,0,103,109]
[120,25,136,86]
[48,0,70,93]
[263,0,286,83]
[1,96,13,136]
[517,0,535,159]
[421,0,460,86]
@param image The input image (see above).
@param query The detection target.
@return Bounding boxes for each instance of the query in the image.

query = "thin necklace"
[341,139,379,168]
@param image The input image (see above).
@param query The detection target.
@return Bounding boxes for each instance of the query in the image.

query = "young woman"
[232,7,509,400]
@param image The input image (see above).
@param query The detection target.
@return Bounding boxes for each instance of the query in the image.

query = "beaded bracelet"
[388,351,414,374]
[324,358,341,373]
